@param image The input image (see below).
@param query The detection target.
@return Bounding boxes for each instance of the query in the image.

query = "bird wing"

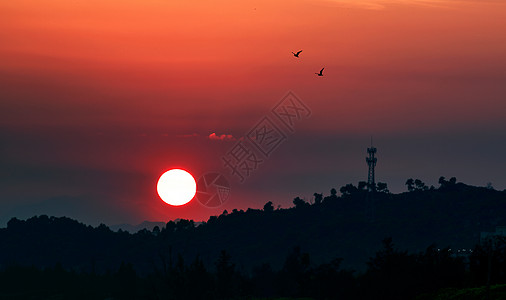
[297,50,303,55]
[320,67,324,73]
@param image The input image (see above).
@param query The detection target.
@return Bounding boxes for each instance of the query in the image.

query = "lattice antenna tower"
[366,137,377,192]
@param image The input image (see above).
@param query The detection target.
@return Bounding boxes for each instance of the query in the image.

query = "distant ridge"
[110,219,205,233]
[109,221,166,233]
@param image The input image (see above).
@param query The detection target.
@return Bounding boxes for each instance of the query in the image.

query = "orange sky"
[1,0,505,225]
[2,0,504,124]
[2,0,505,130]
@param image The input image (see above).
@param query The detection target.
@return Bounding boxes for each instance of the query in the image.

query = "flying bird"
[292,50,303,58]
[315,67,324,76]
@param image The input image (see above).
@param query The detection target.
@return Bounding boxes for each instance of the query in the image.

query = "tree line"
[2,236,506,299]
[1,176,506,299]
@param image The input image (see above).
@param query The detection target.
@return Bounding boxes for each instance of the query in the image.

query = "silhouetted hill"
[1,178,505,275]
[110,221,167,233]
[109,220,204,233]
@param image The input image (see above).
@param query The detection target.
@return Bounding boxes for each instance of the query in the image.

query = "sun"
[157,169,197,206]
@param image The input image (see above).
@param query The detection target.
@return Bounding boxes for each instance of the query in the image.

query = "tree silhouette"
[251,262,275,297]
[263,201,274,212]
[152,225,160,235]
[215,250,237,299]
[176,219,195,231]
[313,192,323,205]
[278,246,311,297]
[165,220,176,233]
[414,179,428,191]
[293,197,309,209]
[339,184,358,197]
[358,181,368,191]
[438,176,447,187]
[405,178,415,192]
[364,237,418,300]
[115,262,137,300]
[322,187,339,203]
[186,255,213,300]
[439,176,457,190]
[377,182,389,193]
[307,257,355,299]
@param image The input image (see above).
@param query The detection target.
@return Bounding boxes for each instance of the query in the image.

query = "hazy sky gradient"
[1,0,505,226]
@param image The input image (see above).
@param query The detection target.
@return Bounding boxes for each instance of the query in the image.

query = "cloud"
[208,132,237,141]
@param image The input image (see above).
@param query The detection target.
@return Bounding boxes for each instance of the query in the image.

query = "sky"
[1,0,505,227]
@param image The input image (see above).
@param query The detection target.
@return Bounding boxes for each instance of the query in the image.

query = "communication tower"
[365,138,377,222]
[366,138,377,192]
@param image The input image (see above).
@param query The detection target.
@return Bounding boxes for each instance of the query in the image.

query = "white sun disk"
[157,169,196,206]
